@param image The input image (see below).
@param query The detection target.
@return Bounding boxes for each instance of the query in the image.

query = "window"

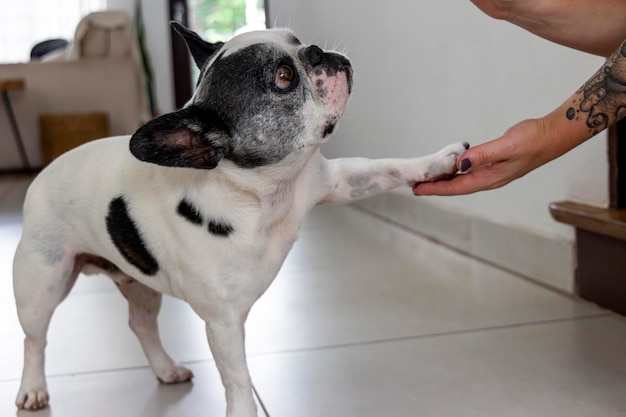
[170,0,266,108]
[188,0,265,43]
[0,0,105,63]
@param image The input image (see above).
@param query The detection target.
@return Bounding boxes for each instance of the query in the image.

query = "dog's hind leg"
[13,242,80,410]
[115,279,194,383]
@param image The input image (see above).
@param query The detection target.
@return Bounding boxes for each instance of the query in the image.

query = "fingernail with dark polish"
[460,159,472,172]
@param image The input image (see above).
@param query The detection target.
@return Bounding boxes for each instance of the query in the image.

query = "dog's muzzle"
[301,45,353,93]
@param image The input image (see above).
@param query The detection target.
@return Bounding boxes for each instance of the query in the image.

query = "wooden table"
[0,78,30,169]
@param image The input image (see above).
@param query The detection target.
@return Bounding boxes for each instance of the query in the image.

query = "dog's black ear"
[171,21,224,69]
[130,106,231,170]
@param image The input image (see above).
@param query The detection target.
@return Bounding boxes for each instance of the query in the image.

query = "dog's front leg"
[320,142,469,204]
[203,312,257,417]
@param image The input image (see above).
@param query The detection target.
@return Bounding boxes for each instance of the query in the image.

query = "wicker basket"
[40,112,109,165]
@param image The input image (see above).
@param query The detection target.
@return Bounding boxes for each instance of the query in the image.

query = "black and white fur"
[13,23,468,416]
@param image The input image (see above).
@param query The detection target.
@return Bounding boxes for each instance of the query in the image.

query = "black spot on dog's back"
[177,199,204,225]
[176,197,233,237]
[208,219,234,237]
[106,196,159,276]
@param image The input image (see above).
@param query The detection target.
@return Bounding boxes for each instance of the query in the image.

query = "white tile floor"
[1,174,626,417]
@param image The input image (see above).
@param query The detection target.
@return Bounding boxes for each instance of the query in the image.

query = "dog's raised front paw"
[15,385,49,410]
[156,365,194,384]
[425,141,470,180]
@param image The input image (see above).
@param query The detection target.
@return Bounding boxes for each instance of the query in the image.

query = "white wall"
[106,0,607,242]
[268,0,607,243]
[106,0,175,114]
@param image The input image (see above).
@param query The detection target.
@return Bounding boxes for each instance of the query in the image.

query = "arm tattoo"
[566,40,626,135]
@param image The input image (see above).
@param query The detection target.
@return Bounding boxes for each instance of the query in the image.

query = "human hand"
[468,0,516,20]
[412,118,554,196]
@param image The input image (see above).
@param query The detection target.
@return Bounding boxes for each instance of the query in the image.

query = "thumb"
[456,139,503,173]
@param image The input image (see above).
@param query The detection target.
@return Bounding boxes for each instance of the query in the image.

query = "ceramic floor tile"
[0,196,606,380]
[280,205,400,273]
[0,287,211,381]
[0,361,269,417]
[247,256,604,356]
[249,316,626,417]
[2,317,625,417]
[1,176,623,417]
[1,206,604,379]
[248,205,604,355]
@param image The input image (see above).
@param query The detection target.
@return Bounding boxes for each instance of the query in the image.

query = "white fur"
[13,28,468,417]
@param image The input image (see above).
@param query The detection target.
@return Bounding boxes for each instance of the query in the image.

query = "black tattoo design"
[567,40,626,134]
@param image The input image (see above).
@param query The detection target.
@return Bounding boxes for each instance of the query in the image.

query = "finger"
[413,171,492,196]
[456,136,513,173]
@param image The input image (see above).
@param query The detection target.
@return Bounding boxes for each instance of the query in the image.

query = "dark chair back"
[30,38,69,60]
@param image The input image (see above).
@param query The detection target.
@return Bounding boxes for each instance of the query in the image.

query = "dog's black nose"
[305,45,324,67]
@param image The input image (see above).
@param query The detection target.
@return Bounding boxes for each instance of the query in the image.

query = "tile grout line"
[0,310,612,385]
[176,314,613,369]
[240,313,613,358]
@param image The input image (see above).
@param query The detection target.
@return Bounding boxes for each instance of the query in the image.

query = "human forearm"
[470,0,626,56]
[539,37,626,164]
[558,38,626,140]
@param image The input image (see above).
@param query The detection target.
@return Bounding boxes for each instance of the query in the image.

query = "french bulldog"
[13,22,468,416]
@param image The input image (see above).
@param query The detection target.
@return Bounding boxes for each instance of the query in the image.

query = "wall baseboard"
[349,192,575,294]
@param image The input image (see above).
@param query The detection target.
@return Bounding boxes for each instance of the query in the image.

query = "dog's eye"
[275,65,295,90]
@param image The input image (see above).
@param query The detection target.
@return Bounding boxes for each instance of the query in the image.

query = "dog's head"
[130,23,352,170]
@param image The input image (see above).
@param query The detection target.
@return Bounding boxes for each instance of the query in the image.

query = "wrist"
[542,98,597,159]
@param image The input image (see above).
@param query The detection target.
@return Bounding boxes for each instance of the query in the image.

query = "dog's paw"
[425,141,469,180]
[156,365,194,384]
[15,385,50,410]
